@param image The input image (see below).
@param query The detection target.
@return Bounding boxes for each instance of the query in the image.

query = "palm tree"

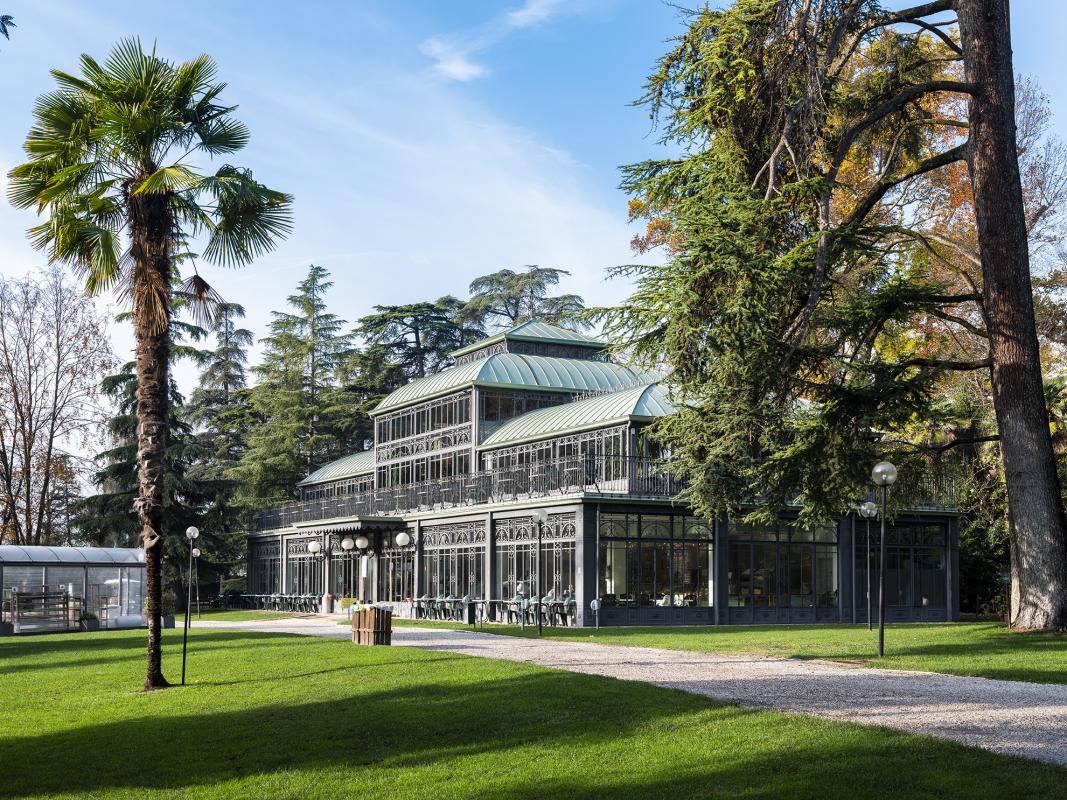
[0,15,14,41]
[8,39,292,690]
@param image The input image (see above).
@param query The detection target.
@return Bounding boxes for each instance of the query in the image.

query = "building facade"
[247,321,960,626]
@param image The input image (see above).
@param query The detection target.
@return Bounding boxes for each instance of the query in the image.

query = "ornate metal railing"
[251,456,962,533]
[252,455,682,531]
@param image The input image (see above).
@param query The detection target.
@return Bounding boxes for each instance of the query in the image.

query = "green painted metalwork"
[373,353,656,413]
[297,450,375,486]
[449,320,606,359]
[480,383,675,448]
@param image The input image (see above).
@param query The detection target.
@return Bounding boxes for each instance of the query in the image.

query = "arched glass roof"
[0,545,145,565]
[374,353,657,413]
[480,383,676,448]
[298,450,376,487]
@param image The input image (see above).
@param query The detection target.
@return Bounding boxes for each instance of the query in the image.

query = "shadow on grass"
[0,631,303,677]
[1,663,1064,800]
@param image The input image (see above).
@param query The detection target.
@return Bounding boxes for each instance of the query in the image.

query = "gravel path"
[194,617,1067,767]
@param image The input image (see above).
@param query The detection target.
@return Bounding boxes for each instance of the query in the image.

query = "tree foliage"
[460,266,588,331]
[602,0,1067,628]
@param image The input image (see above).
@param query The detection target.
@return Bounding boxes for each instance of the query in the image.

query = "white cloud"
[421,0,572,82]
[507,0,567,28]
[420,38,487,82]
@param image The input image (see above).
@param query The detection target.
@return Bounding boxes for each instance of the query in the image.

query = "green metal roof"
[450,320,606,358]
[373,353,656,413]
[297,450,375,486]
[480,383,675,448]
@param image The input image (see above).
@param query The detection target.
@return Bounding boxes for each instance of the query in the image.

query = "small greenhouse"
[0,545,146,634]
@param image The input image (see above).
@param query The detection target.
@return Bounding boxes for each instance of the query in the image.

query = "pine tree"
[460,266,587,331]
[236,265,355,505]
[357,296,478,380]
[188,302,254,477]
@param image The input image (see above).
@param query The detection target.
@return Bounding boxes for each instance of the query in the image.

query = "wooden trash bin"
[352,606,392,646]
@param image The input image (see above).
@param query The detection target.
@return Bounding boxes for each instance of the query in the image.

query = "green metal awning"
[480,383,675,449]
[372,353,657,414]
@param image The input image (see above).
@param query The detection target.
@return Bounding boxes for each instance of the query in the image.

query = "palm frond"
[133,163,202,195]
[175,272,225,326]
[0,15,15,41]
[202,166,293,267]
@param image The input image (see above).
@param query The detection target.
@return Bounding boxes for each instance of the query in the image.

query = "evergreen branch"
[845,143,968,228]
[892,356,991,373]
[832,82,975,175]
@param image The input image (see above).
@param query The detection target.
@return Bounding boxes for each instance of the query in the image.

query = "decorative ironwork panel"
[421,520,487,549]
[286,537,320,557]
[495,512,576,544]
[376,424,472,463]
[250,540,280,559]
[454,342,508,366]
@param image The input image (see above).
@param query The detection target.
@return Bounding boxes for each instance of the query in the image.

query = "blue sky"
[0,1,1064,390]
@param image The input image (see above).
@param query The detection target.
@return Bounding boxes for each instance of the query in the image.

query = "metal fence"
[253,455,683,531]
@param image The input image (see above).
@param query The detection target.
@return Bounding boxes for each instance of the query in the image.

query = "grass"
[393,620,1067,684]
[1,629,1064,799]
[181,608,305,622]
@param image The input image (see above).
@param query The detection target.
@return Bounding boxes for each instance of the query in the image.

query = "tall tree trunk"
[959,0,1067,630]
[130,189,173,689]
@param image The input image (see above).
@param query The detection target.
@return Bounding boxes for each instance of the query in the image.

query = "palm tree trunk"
[959,0,1067,630]
[130,188,173,689]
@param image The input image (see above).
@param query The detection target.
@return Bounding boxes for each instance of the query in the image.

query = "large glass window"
[729,521,839,611]
[3,566,44,593]
[542,541,576,598]
[497,542,536,600]
[815,546,838,608]
[598,539,637,607]
[639,540,670,607]
[87,567,122,619]
[753,542,778,607]
[423,546,483,598]
[853,521,948,611]
[917,549,946,608]
[378,546,415,602]
[599,512,713,609]
[285,554,322,596]
[376,393,471,445]
[250,541,281,594]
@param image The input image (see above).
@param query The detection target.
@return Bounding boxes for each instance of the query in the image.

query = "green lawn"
[1,629,1064,799]
[394,620,1067,684]
[181,608,305,622]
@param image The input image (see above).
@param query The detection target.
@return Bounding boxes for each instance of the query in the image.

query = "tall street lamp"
[191,547,202,620]
[858,501,877,632]
[341,536,356,599]
[355,535,370,604]
[871,461,898,658]
[182,525,200,686]
[532,508,549,638]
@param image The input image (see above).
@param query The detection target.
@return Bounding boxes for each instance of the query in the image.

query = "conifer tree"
[236,265,355,504]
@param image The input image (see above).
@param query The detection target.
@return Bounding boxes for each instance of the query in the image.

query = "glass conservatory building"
[246,321,960,626]
[0,545,146,633]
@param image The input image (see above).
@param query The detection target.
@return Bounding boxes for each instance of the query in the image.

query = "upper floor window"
[375,392,471,444]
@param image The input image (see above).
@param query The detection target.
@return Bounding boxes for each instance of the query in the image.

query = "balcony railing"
[252,455,682,531]
[251,455,962,533]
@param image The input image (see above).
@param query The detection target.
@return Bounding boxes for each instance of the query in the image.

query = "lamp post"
[341,536,355,600]
[858,501,877,631]
[532,508,549,638]
[355,534,370,604]
[181,525,199,686]
[871,461,897,658]
[394,531,411,607]
[191,547,201,620]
